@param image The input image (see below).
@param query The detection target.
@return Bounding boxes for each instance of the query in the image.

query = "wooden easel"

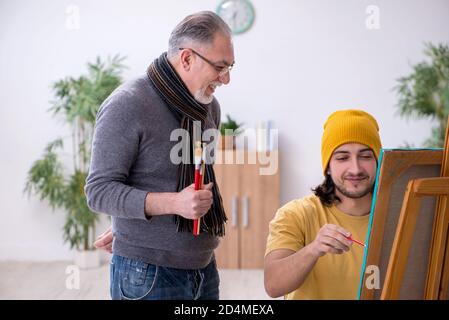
[425,117,449,299]
[359,149,442,300]
[382,118,449,299]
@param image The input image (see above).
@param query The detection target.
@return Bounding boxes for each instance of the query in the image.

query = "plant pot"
[74,249,101,269]
[219,135,235,150]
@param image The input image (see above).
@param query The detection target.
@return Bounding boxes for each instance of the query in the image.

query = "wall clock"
[216,0,255,35]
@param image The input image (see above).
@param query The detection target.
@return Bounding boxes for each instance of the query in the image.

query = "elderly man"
[85,11,235,300]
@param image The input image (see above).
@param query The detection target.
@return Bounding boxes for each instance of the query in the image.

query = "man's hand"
[174,183,214,220]
[309,224,353,257]
[94,227,113,253]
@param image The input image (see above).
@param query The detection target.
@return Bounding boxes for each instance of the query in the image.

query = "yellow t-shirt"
[265,194,369,300]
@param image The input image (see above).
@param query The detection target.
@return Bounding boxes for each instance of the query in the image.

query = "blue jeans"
[110,255,220,300]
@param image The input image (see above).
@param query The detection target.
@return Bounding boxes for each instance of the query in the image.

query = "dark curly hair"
[312,174,341,206]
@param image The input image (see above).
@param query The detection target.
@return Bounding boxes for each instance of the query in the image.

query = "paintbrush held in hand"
[345,235,366,247]
[193,141,203,236]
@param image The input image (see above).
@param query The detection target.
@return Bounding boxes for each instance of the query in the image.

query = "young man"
[264,109,382,299]
[85,11,235,300]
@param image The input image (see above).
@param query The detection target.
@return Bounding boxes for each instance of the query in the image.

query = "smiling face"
[178,32,234,104]
[328,143,377,200]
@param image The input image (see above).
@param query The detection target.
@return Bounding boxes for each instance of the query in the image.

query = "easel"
[359,149,442,299]
[381,117,449,299]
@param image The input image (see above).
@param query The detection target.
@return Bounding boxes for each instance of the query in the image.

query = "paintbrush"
[345,235,366,247]
[193,141,203,236]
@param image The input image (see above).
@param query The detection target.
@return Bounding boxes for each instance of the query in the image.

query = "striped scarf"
[147,52,227,237]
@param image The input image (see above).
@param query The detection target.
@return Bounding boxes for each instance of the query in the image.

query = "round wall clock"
[216,0,255,35]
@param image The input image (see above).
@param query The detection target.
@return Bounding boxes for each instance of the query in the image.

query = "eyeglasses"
[179,48,234,77]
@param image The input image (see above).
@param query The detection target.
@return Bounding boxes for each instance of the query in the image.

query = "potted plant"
[219,114,243,150]
[395,42,449,148]
[24,55,126,268]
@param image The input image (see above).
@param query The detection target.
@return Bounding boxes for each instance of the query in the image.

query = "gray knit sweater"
[85,74,221,269]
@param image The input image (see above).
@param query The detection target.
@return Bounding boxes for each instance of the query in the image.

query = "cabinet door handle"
[242,196,249,228]
[231,196,238,227]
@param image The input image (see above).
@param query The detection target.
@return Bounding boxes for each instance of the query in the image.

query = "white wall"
[1,0,448,261]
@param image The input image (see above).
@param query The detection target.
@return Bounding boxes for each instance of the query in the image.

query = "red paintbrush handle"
[346,235,365,247]
[194,169,201,190]
[193,169,202,236]
[193,219,200,236]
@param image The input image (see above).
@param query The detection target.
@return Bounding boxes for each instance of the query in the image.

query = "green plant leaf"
[394,42,449,148]
[220,114,244,136]
[24,139,66,209]
[26,55,126,250]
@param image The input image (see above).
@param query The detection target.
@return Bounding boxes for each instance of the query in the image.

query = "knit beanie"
[321,109,381,175]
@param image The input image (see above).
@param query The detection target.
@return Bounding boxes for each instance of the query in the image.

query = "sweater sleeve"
[84,90,149,220]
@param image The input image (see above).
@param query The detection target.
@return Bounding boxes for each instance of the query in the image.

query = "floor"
[0,261,278,300]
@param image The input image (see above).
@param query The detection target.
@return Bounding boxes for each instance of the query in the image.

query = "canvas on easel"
[358,148,443,299]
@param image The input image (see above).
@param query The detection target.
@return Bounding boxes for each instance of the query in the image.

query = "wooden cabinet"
[213,150,280,269]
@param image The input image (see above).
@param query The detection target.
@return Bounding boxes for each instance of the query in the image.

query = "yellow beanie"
[321,109,381,175]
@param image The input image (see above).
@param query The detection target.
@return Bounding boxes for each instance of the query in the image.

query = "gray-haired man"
[85,11,235,300]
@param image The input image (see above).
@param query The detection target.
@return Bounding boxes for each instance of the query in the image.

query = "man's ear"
[180,50,193,71]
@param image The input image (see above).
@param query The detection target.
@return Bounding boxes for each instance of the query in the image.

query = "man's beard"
[194,90,213,104]
[333,174,374,199]
[194,82,221,104]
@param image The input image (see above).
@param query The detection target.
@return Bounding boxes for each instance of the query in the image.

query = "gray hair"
[167,11,232,59]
